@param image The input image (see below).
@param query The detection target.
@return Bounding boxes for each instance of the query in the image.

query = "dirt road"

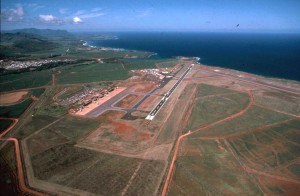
[161,91,254,196]
[1,119,45,195]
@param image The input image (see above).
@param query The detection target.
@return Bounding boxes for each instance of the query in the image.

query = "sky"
[1,0,300,33]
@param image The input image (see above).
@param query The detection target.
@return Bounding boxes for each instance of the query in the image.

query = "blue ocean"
[89,32,300,81]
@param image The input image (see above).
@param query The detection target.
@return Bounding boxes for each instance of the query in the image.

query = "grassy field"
[196,83,234,97]
[29,88,45,97]
[186,86,249,131]
[191,105,293,138]
[0,99,32,118]
[33,87,68,117]
[228,119,300,173]
[31,142,164,195]
[168,138,263,195]
[122,58,178,70]
[57,86,83,100]
[47,116,99,141]
[56,62,128,84]
[254,91,300,116]
[15,115,58,139]
[0,142,19,195]
[67,49,151,59]
[0,70,52,92]
[0,119,13,133]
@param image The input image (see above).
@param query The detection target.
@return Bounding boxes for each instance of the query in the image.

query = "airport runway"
[146,65,193,121]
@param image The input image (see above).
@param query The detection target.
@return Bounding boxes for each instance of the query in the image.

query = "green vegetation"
[169,138,263,195]
[228,119,300,171]
[68,49,150,59]
[33,87,67,117]
[0,32,57,56]
[192,106,293,138]
[31,143,163,195]
[254,91,300,116]
[196,83,234,97]
[288,164,300,177]
[124,160,165,195]
[0,99,32,118]
[29,88,45,97]
[187,86,249,130]
[0,119,13,133]
[48,116,99,140]
[15,115,57,139]
[0,70,52,92]
[123,58,177,70]
[57,86,83,100]
[56,63,128,84]
[0,142,19,195]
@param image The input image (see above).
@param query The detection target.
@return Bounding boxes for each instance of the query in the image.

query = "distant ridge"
[0,32,57,57]
[5,28,73,37]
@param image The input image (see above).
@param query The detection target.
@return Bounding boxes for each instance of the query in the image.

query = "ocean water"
[89,32,300,81]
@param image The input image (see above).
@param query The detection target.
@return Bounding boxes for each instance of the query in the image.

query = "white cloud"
[136,8,152,18]
[1,4,24,22]
[73,17,82,23]
[91,8,102,12]
[28,3,45,10]
[39,15,56,22]
[73,9,105,19]
[39,14,65,24]
[59,8,68,14]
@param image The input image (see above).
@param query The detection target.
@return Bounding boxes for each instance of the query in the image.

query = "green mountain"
[7,28,73,38]
[0,32,57,58]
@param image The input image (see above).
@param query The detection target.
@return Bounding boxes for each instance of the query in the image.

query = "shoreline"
[84,33,300,82]
[82,39,300,84]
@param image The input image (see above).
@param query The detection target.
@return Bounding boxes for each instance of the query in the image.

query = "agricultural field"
[227,119,300,173]
[0,99,32,118]
[0,70,52,92]
[191,106,293,138]
[56,62,128,84]
[166,80,300,196]
[0,142,19,195]
[169,138,263,195]
[186,84,250,131]
[254,90,300,116]
[0,119,13,133]
[122,58,178,70]
[30,143,164,195]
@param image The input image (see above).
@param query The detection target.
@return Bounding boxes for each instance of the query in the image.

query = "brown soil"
[133,82,157,93]
[112,121,135,134]
[257,175,300,195]
[115,94,144,109]
[0,91,28,105]
[138,95,157,111]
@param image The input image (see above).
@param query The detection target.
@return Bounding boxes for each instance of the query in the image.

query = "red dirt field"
[256,175,300,195]
[112,121,135,134]
[0,91,28,105]
[138,95,157,111]
[132,82,157,93]
[115,94,144,109]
